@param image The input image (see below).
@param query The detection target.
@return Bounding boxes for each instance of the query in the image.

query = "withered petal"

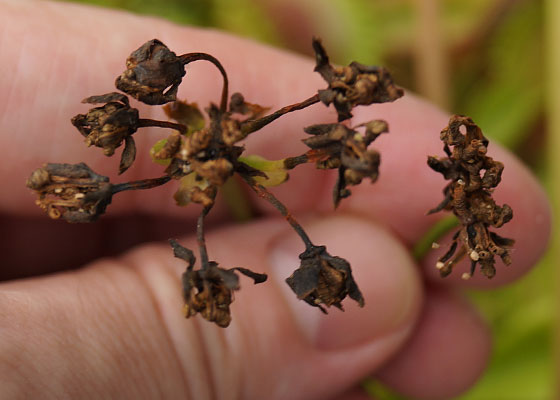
[169,239,196,268]
[82,92,129,106]
[231,267,268,284]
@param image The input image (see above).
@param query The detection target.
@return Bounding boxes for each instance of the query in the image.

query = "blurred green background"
[60,0,556,398]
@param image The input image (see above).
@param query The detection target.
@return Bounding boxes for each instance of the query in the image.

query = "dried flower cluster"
[428,115,514,279]
[26,37,512,327]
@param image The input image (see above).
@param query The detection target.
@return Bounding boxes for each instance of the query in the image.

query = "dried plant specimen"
[28,37,404,327]
[428,115,514,280]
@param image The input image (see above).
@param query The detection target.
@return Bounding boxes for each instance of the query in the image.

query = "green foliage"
[149,138,172,166]
[238,155,288,187]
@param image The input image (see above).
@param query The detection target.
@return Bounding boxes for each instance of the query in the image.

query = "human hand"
[0,1,551,399]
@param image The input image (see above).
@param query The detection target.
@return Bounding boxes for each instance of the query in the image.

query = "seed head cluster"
[26,38,513,327]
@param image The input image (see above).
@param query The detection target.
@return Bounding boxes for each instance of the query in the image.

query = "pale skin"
[0,1,552,399]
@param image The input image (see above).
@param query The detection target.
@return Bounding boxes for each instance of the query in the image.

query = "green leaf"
[149,138,172,166]
[238,155,289,187]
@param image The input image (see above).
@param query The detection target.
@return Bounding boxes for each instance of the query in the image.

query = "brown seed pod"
[116,39,186,105]
[286,245,364,312]
[26,163,113,223]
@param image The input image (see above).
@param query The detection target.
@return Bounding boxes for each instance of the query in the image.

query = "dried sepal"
[173,173,216,207]
[170,240,267,328]
[286,245,364,312]
[428,115,514,279]
[150,134,181,166]
[163,100,206,134]
[229,92,269,120]
[312,38,403,122]
[119,136,136,174]
[116,39,186,105]
[71,92,140,157]
[169,239,195,267]
[190,158,234,186]
[302,121,388,207]
[26,163,113,223]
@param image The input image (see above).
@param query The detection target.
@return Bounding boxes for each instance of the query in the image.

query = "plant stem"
[112,176,171,194]
[241,94,320,136]
[138,118,187,134]
[180,53,229,113]
[240,174,314,249]
[545,0,560,396]
[197,205,213,269]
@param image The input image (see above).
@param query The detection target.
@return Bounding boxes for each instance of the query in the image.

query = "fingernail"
[269,215,422,350]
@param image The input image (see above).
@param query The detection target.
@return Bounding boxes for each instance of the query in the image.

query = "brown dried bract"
[302,120,388,207]
[312,38,404,122]
[428,115,514,279]
[116,39,186,105]
[26,163,113,223]
[229,92,269,120]
[170,239,267,327]
[286,245,364,312]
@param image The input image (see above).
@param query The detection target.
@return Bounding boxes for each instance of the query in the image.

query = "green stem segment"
[412,215,459,261]
[180,53,229,113]
[241,174,314,249]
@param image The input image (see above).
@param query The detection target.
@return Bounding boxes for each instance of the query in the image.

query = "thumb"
[0,215,421,400]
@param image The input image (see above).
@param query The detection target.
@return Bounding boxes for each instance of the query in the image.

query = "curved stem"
[138,119,187,134]
[112,176,171,194]
[197,204,214,269]
[241,94,320,136]
[180,53,229,113]
[240,174,314,250]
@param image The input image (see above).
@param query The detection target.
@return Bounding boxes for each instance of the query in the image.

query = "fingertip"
[376,289,492,400]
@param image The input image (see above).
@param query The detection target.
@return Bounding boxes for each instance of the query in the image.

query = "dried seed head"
[428,115,514,278]
[286,245,364,312]
[191,158,233,187]
[71,92,139,158]
[170,240,267,328]
[312,38,403,121]
[26,163,113,223]
[182,264,234,328]
[115,39,186,105]
[302,121,386,207]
